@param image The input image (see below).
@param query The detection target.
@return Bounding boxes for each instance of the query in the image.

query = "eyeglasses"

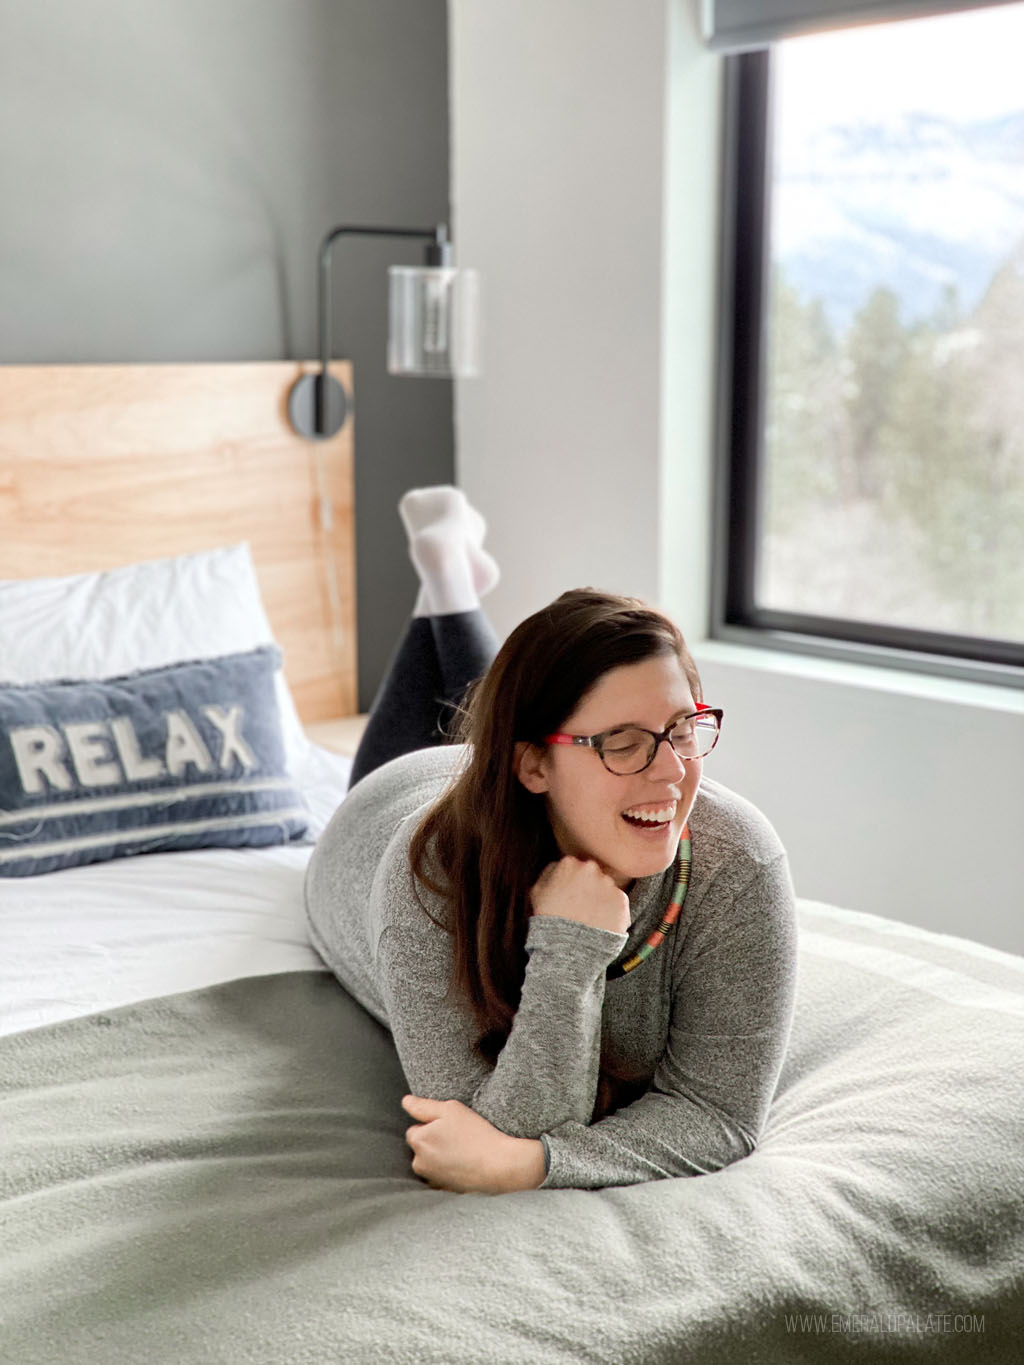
[544,705,723,776]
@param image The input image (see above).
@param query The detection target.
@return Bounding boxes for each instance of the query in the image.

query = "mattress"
[0,743,352,1037]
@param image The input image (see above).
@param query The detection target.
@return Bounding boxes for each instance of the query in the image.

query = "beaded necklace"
[605,823,691,980]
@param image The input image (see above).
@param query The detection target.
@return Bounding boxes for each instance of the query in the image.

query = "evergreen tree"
[764,270,842,537]
[842,286,910,500]
[877,251,1024,639]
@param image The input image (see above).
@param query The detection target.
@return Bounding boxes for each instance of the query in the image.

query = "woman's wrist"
[502,1137,547,1192]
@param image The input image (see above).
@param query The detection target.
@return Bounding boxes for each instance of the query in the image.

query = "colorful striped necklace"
[606,823,691,980]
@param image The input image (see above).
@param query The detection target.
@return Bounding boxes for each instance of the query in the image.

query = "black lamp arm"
[316,223,450,410]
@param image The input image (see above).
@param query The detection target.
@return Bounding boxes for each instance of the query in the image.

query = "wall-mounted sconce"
[288,223,480,441]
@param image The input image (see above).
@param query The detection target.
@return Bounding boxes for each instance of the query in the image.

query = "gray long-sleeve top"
[304,744,798,1190]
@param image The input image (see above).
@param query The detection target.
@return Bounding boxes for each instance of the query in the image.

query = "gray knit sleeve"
[374,842,627,1138]
[538,851,798,1189]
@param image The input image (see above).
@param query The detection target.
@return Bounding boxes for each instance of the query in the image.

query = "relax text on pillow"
[0,647,308,877]
[10,706,256,794]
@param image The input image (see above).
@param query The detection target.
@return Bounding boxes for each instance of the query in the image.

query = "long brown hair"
[408,588,702,1120]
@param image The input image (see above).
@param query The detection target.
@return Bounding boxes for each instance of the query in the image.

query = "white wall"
[448,0,667,616]
[449,0,1024,955]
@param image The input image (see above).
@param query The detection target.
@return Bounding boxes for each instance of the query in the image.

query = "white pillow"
[0,544,310,775]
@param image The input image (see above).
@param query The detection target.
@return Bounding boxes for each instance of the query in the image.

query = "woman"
[305,488,797,1194]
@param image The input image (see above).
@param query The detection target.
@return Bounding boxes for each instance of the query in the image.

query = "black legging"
[348,609,500,790]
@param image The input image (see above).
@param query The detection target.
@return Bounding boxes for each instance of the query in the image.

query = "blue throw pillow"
[0,646,309,877]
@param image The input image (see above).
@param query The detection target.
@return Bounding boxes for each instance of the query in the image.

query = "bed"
[1,363,1022,1364]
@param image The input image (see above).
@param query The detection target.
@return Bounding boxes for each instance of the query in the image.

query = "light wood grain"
[0,361,357,722]
[304,714,370,757]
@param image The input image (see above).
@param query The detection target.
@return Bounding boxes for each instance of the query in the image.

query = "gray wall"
[0,0,454,708]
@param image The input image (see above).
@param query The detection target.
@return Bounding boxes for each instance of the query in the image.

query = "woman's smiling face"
[514,652,703,890]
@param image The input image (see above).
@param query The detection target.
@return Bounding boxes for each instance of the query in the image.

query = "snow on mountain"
[771,111,1024,334]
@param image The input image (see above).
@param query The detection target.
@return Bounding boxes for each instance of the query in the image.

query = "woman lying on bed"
[305,488,797,1194]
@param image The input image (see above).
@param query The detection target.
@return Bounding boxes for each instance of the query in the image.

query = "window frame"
[710,47,1024,690]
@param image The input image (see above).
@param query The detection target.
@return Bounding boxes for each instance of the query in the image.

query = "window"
[714,2,1024,684]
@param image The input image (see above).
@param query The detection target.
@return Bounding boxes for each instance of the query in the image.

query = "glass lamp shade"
[387,266,481,378]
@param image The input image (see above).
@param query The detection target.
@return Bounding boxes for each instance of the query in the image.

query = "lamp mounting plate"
[288,372,348,440]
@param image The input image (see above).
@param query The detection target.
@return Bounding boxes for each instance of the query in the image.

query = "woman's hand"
[401,1095,546,1194]
[529,857,631,935]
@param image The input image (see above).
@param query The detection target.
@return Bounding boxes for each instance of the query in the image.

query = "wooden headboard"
[0,361,357,723]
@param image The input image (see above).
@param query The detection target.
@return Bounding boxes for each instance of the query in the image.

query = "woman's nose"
[648,735,688,778]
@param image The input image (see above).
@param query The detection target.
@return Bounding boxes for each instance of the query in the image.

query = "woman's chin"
[616,846,679,884]
[563,821,681,885]
[618,818,680,867]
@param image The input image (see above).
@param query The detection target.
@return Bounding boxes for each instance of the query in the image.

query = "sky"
[768,2,1024,312]
[777,1,1024,130]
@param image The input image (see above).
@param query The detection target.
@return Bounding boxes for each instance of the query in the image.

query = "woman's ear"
[513,740,550,795]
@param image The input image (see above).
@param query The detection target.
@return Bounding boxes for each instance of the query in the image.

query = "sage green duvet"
[2,900,1022,1364]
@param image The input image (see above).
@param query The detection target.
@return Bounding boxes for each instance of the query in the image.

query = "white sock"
[399,486,500,617]
[412,584,433,618]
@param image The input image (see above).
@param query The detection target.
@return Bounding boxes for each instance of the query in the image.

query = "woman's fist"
[529,856,630,936]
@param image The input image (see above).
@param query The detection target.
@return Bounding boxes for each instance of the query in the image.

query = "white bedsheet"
[0,744,353,1038]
